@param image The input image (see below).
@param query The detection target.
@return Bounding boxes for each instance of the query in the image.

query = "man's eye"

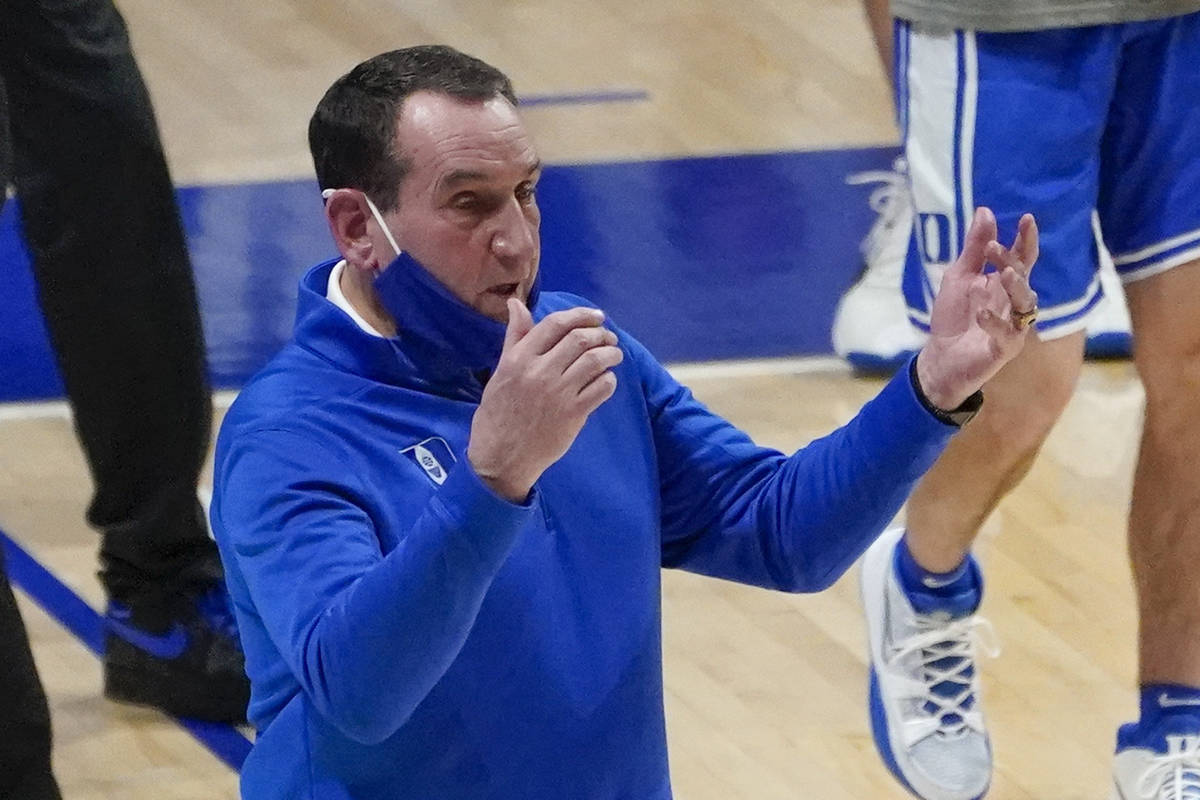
[451,193,480,211]
[516,184,537,204]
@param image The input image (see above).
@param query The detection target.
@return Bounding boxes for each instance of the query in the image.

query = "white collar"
[327,260,386,338]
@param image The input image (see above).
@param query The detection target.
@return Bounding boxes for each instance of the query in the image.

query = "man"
[211,45,1039,798]
[0,6,248,791]
[843,2,1200,799]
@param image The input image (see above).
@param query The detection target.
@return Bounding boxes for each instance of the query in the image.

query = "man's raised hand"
[467,299,623,501]
[916,207,1040,410]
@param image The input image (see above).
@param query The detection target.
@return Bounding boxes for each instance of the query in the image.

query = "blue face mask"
[323,188,540,372]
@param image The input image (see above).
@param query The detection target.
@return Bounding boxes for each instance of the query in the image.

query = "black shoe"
[103,583,249,723]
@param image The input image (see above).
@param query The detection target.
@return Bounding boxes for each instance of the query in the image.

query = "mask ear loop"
[321,188,402,258]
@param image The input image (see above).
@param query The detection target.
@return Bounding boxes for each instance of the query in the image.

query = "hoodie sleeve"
[623,334,959,592]
[212,428,535,744]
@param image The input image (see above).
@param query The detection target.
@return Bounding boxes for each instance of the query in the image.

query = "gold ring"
[1013,306,1038,330]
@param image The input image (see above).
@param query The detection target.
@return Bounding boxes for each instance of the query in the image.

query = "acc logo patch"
[400,437,457,486]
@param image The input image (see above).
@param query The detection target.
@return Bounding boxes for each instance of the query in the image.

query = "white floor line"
[0,399,73,422]
[666,355,850,381]
[0,357,852,421]
[0,389,243,421]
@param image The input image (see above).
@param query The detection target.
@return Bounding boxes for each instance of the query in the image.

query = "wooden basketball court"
[0,1,1145,797]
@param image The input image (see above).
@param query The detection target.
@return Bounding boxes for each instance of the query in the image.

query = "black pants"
[0,0,218,602]
[1,2,218,791]
[0,548,61,800]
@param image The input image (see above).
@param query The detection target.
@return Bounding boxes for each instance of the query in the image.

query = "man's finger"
[562,343,624,389]
[543,326,619,374]
[521,306,606,355]
[999,267,1038,315]
[949,207,999,277]
[1011,213,1039,273]
[576,369,619,414]
[986,240,1037,293]
[977,307,1022,345]
[503,298,536,350]
[968,279,1002,318]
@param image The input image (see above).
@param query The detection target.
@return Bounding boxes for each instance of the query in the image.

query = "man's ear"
[323,189,380,273]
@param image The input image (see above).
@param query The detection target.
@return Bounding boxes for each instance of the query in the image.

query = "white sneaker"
[861,528,997,800]
[833,160,927,373]
[1113,730,1200,800]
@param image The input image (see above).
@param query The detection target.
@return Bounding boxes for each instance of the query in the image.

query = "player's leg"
[1127,264,1200,681]
[863,22,1116,800]
[863,334,1086,800]
[1109,263,1200,797]
[902,332,1084,566]
[0,0,246,721]
[1095,12,1200,796]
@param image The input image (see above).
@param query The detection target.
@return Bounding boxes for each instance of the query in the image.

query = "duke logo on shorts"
[401,437,456,486]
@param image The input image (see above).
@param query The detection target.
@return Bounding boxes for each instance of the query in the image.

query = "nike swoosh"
[1159,693,1200,708]
[107,615,189,659]
[922,575,957,589]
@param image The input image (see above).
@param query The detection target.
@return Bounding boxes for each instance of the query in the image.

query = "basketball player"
[849,3,1200,798]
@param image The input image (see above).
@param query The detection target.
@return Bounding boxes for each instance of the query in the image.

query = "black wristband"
[908,357,984,427]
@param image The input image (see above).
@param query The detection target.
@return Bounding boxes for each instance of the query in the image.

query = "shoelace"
[845,157,910,283]
[890,614,1000,737]
[1137,746,1200,800]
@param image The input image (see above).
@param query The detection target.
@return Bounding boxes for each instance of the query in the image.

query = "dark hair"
[308,45,518,211]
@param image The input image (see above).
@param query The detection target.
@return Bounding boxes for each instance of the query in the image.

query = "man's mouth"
[487,283,520,297]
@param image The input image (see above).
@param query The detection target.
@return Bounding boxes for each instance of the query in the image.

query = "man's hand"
[916,207,1040,410]
[467,299,624,502]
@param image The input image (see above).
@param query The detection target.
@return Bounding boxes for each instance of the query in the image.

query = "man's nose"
[490,198,536,265]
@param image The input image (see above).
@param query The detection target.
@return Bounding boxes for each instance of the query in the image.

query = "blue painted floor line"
[0,528,252,772]
[1,145,898,401]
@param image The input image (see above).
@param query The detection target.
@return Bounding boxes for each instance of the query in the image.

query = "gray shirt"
[891,0,1200,31]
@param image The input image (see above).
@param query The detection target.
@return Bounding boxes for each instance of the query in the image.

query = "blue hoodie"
[211,258,957,799]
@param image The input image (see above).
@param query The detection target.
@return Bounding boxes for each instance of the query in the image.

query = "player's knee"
[1128,259,1200,413]
[977,401,1061,463]
[975,367,1075,460]
[975,333,1082,457]
[1139,347,1200,425]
